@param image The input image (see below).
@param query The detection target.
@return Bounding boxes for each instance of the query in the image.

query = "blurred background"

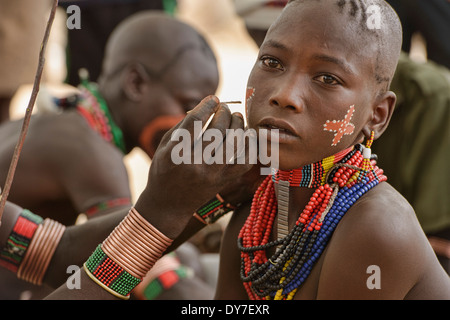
[2,0,448,299]
[8,0,260,202]
[7,0,430,203]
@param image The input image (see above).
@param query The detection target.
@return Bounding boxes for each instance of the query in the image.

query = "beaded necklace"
[238,137,387,300]
[76,79,127,154]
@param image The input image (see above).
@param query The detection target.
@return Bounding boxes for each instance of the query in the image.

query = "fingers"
[205,103,232,137]
[201,110,246,165]
[157,95,219,147]
[182,95,220,136]
[157,96,251,169]
[224,112,247,164]
[229,112,244,130]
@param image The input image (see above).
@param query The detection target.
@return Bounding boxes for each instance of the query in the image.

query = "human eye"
[314,74,342,86]
[260,56,284,70]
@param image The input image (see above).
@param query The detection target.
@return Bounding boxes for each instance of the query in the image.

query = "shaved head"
[285,0,402,91]
[95,11,219,155]
[100,11,216,81]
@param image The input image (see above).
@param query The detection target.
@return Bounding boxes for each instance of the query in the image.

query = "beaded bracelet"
[83,207,173,299]
[84,245,141,300]
[193,193,238,225]
[0,210,43,273]
[17,218,66,285]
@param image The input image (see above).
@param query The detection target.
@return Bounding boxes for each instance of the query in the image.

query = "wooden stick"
[222,101,242,104]
[0,0,59,224]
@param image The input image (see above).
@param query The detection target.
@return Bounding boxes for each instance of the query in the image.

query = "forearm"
[44,207,129,288]
[45,267,119,300]
[43,211,204,300]
[1,204,130,289]
[1,201,217,291]
[0,201,22,247]
[45,96,255,299]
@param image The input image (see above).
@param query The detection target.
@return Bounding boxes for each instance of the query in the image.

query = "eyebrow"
[312,54,355,75]
[261,39,291,52]
[262,40,356,75]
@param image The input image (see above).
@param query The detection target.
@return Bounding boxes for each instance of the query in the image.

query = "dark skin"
[0,113,131,225]
[0,13,220,298]
[0,11,262,299]
[0,13,219,225]
[9,2,447,300]
[45,95,255,299]
[0,96,258,296]
[215,1,450,299]
[0,201,128,288]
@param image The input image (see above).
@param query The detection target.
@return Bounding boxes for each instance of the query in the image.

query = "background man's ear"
[363,91,396,140]
[122,63,150,102]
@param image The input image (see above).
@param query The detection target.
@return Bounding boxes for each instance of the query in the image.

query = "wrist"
[83,207,174,299]
[0,208,65,285]
[134,195,195,240]
[193,193,238,225]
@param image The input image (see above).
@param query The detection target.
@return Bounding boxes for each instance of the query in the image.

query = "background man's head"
[98,11,219,157]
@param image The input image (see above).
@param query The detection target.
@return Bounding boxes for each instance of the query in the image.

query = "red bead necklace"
[238,143,387,300]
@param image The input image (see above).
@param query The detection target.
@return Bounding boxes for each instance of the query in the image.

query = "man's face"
[139,48,219,157]
[246,2,379,170]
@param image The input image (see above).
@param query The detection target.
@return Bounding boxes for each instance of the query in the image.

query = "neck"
[272,146,353,188]
[272,146,354,231]
[78,81,127,154]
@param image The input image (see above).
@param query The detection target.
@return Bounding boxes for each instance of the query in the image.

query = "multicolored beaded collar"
[76,76,127,154]
[238,138,387,300]
[271,146,353,189]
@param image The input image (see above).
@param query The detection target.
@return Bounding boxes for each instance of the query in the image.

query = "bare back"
[0,110,131,225]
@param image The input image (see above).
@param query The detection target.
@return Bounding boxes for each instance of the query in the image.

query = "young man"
[215,0,450,299]
[38,0,450,300]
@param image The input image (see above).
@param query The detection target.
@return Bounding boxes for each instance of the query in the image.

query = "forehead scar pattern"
[323,105,355,146]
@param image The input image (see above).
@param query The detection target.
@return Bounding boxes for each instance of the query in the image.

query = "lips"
[258,117,299,137]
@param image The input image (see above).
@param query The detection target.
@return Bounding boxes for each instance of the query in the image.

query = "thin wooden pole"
[0,0,59,224]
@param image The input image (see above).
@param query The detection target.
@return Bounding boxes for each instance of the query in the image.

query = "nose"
[269,73,305,113]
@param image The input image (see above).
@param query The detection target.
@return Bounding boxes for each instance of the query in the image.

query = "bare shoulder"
[215,203,251,299]
[318,182,450,299]
[333,182,422,246]
[27,112,130,202]
[25,111,123,167]
[343,182,417,232]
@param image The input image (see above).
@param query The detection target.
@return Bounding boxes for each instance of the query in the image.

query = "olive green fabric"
[373,53,450,234]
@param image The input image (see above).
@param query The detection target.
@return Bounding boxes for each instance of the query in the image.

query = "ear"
[362,91,396,140]
[121,63,151,103]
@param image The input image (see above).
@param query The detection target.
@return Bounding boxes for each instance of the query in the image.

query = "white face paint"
[323,105,355,146]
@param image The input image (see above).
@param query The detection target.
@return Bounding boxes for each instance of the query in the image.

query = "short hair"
[286,0,403,92]
[101,11,216,81]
